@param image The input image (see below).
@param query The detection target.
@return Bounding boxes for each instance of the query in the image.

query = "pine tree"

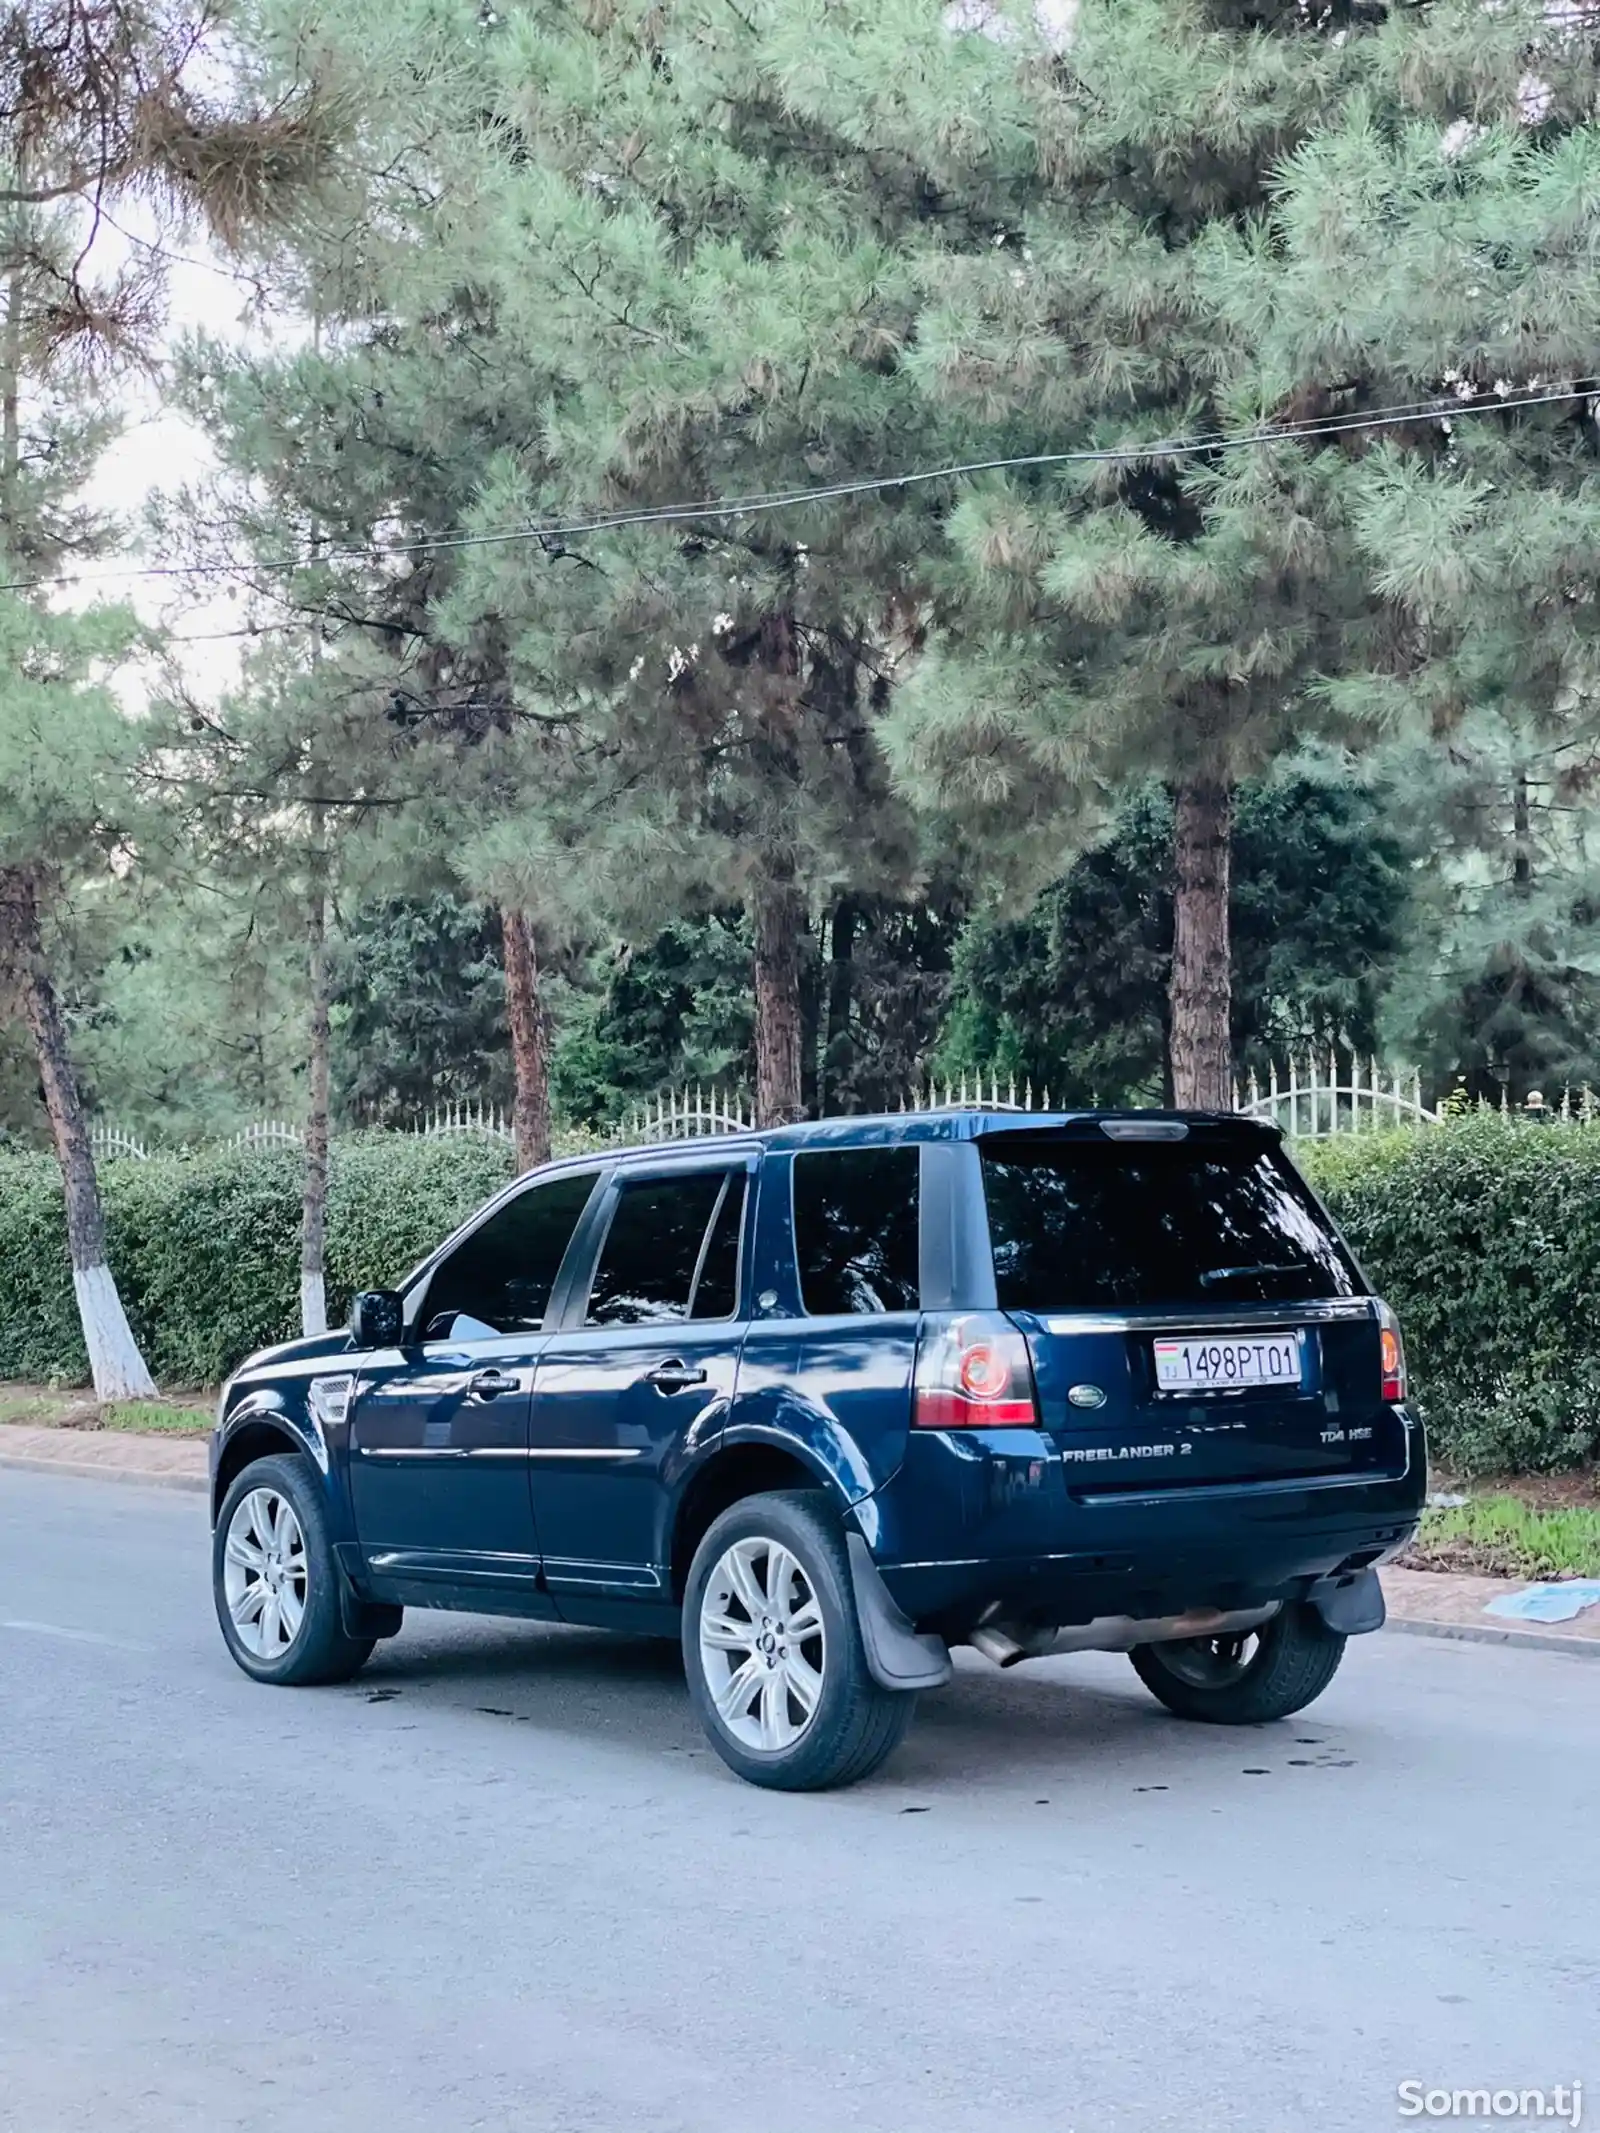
[165,54,610,1169]
[0,592,159,1395]
[939,775,1411,1103]
[153,578,426,1328]
[769,0,1460,1106]
[390,0,963,1124]
[0,1,331,1391]
[331,892,513,1127]
[1257,1,1600,1097]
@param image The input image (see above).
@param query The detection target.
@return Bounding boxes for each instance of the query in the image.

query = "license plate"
[1153,1333,1303,1394]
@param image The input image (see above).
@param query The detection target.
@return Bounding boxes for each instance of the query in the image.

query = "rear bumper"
[869,1413,1426,1637]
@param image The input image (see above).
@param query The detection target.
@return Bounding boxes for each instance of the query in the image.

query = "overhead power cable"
[1,383,1587,599]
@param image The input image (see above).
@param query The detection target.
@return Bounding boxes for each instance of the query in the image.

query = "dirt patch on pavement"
[0,1384,212,1437]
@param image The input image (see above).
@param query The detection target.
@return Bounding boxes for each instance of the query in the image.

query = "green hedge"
[0,1135,524,1388]
[4,1116,1598,1475]
[1301,1116,1600,1476]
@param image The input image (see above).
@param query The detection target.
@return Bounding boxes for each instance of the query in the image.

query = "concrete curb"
[1380,1562,1600,1660]
[0,1451,208,1494]
[1383,1613,1600,1661]
[3,1442,1597,1653]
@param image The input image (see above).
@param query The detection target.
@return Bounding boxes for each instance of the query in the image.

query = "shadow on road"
[341,1615,1347,1796]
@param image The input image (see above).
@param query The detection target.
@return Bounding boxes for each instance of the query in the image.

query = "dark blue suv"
[210,1110,1425,1789]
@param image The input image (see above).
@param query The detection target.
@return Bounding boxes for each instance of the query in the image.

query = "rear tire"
[683,1489,915,1791]
[213,1453,376,1687]
[1130,1603,1345,1725]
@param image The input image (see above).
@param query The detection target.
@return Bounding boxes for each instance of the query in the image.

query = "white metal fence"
[412,1101,514,1144]
[621,1071,1050,1143]
[88,1125,151,1163]
[1235,1056,1440,1139]
[621,1087,755,1141]
[83,1058,1598,1159]
[226,1121,305,1152]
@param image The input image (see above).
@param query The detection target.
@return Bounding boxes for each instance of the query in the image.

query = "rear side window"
[422,1169,598,1334]
[979,1135,1361,1311]
[691,1174,747,1321]
[793,1147,920,1316]
[586,1170,745,1327]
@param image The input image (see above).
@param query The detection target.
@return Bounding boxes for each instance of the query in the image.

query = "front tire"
[213,1453,375,1687]
[683,1489,915,1791]
[1130,1603,1346,1725]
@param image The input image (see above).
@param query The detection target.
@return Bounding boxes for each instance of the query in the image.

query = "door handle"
[646,1360,708,1393]
[468,1369,521,1401]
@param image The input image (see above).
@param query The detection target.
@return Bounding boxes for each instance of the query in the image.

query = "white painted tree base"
[300,1272,328,1339]
[74,1263,160,1402]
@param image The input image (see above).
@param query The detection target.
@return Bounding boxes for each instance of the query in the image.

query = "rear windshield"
[979,1134,1362,1311]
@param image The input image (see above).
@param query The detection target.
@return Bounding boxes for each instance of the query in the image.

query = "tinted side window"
[793,1147,920,1316]
[422,1170,598,1335]
[586,1171,734,1328]
[979,1135,1362,1311]
[690,1174,747,1321]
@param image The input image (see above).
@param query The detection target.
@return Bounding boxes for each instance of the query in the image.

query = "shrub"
[1301,1116,1600,1476]
[0,1132,609,1388]
[6,1116,1599,1477]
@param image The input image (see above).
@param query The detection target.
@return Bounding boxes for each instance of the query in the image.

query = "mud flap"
[847,1533,953,1691]
[339,1579,404,1642]
[1307,1566,1386,1636]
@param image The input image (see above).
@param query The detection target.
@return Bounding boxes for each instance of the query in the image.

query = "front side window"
[979,1134,1362,1311]
[421,1169,599,1336]
[585,1170,746,1327]
[793,1146,921,1316]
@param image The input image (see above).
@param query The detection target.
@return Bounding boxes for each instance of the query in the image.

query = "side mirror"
[350,1289,404,1349]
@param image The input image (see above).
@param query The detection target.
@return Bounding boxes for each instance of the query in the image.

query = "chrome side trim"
[1042,1298,1374,1336]
[525,1446,645,1461]
[356,1446,467,1460]
[543,1558,663,1590]
[359,1444,645,1462]
[365,1548,541,1579]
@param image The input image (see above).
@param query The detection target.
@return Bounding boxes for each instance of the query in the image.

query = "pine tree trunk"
[501,905,551,1173]
[1169,778,1234,1112]
[300,827,330,1337]
[820,897,858,1115]
[1513,770,1532,894]
[752,871,807,1127]
[1,868,158,1400]
[1,270,18,530]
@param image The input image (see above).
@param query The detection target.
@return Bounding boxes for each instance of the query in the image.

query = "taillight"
[1378,1302,1407,1402]
[914,1313,1040,1429]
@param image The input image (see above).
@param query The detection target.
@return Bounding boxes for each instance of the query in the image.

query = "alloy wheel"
[222,1487,308,1660]
[698,1536,827,1752]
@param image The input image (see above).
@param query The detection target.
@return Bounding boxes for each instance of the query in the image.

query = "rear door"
[977,1123,1404,1491]
[529,1158,753,1603]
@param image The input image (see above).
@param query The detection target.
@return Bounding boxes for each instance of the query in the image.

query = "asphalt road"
[2,1469,1596,2133]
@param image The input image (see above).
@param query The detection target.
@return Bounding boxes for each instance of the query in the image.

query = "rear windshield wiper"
[1198,1263,1299,1290]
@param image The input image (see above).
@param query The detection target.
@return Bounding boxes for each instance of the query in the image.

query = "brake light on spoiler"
[914,1313,1041,1429]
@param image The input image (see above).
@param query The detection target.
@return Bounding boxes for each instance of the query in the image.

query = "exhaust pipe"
[969,1602,1281,1669]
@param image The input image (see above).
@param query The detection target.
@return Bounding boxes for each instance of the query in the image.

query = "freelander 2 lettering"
[1061,1444,1178,1463]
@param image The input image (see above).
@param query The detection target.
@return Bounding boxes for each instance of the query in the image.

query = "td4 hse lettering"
[1320,1425,1376,1446]
[1062,1443,1185,1463]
